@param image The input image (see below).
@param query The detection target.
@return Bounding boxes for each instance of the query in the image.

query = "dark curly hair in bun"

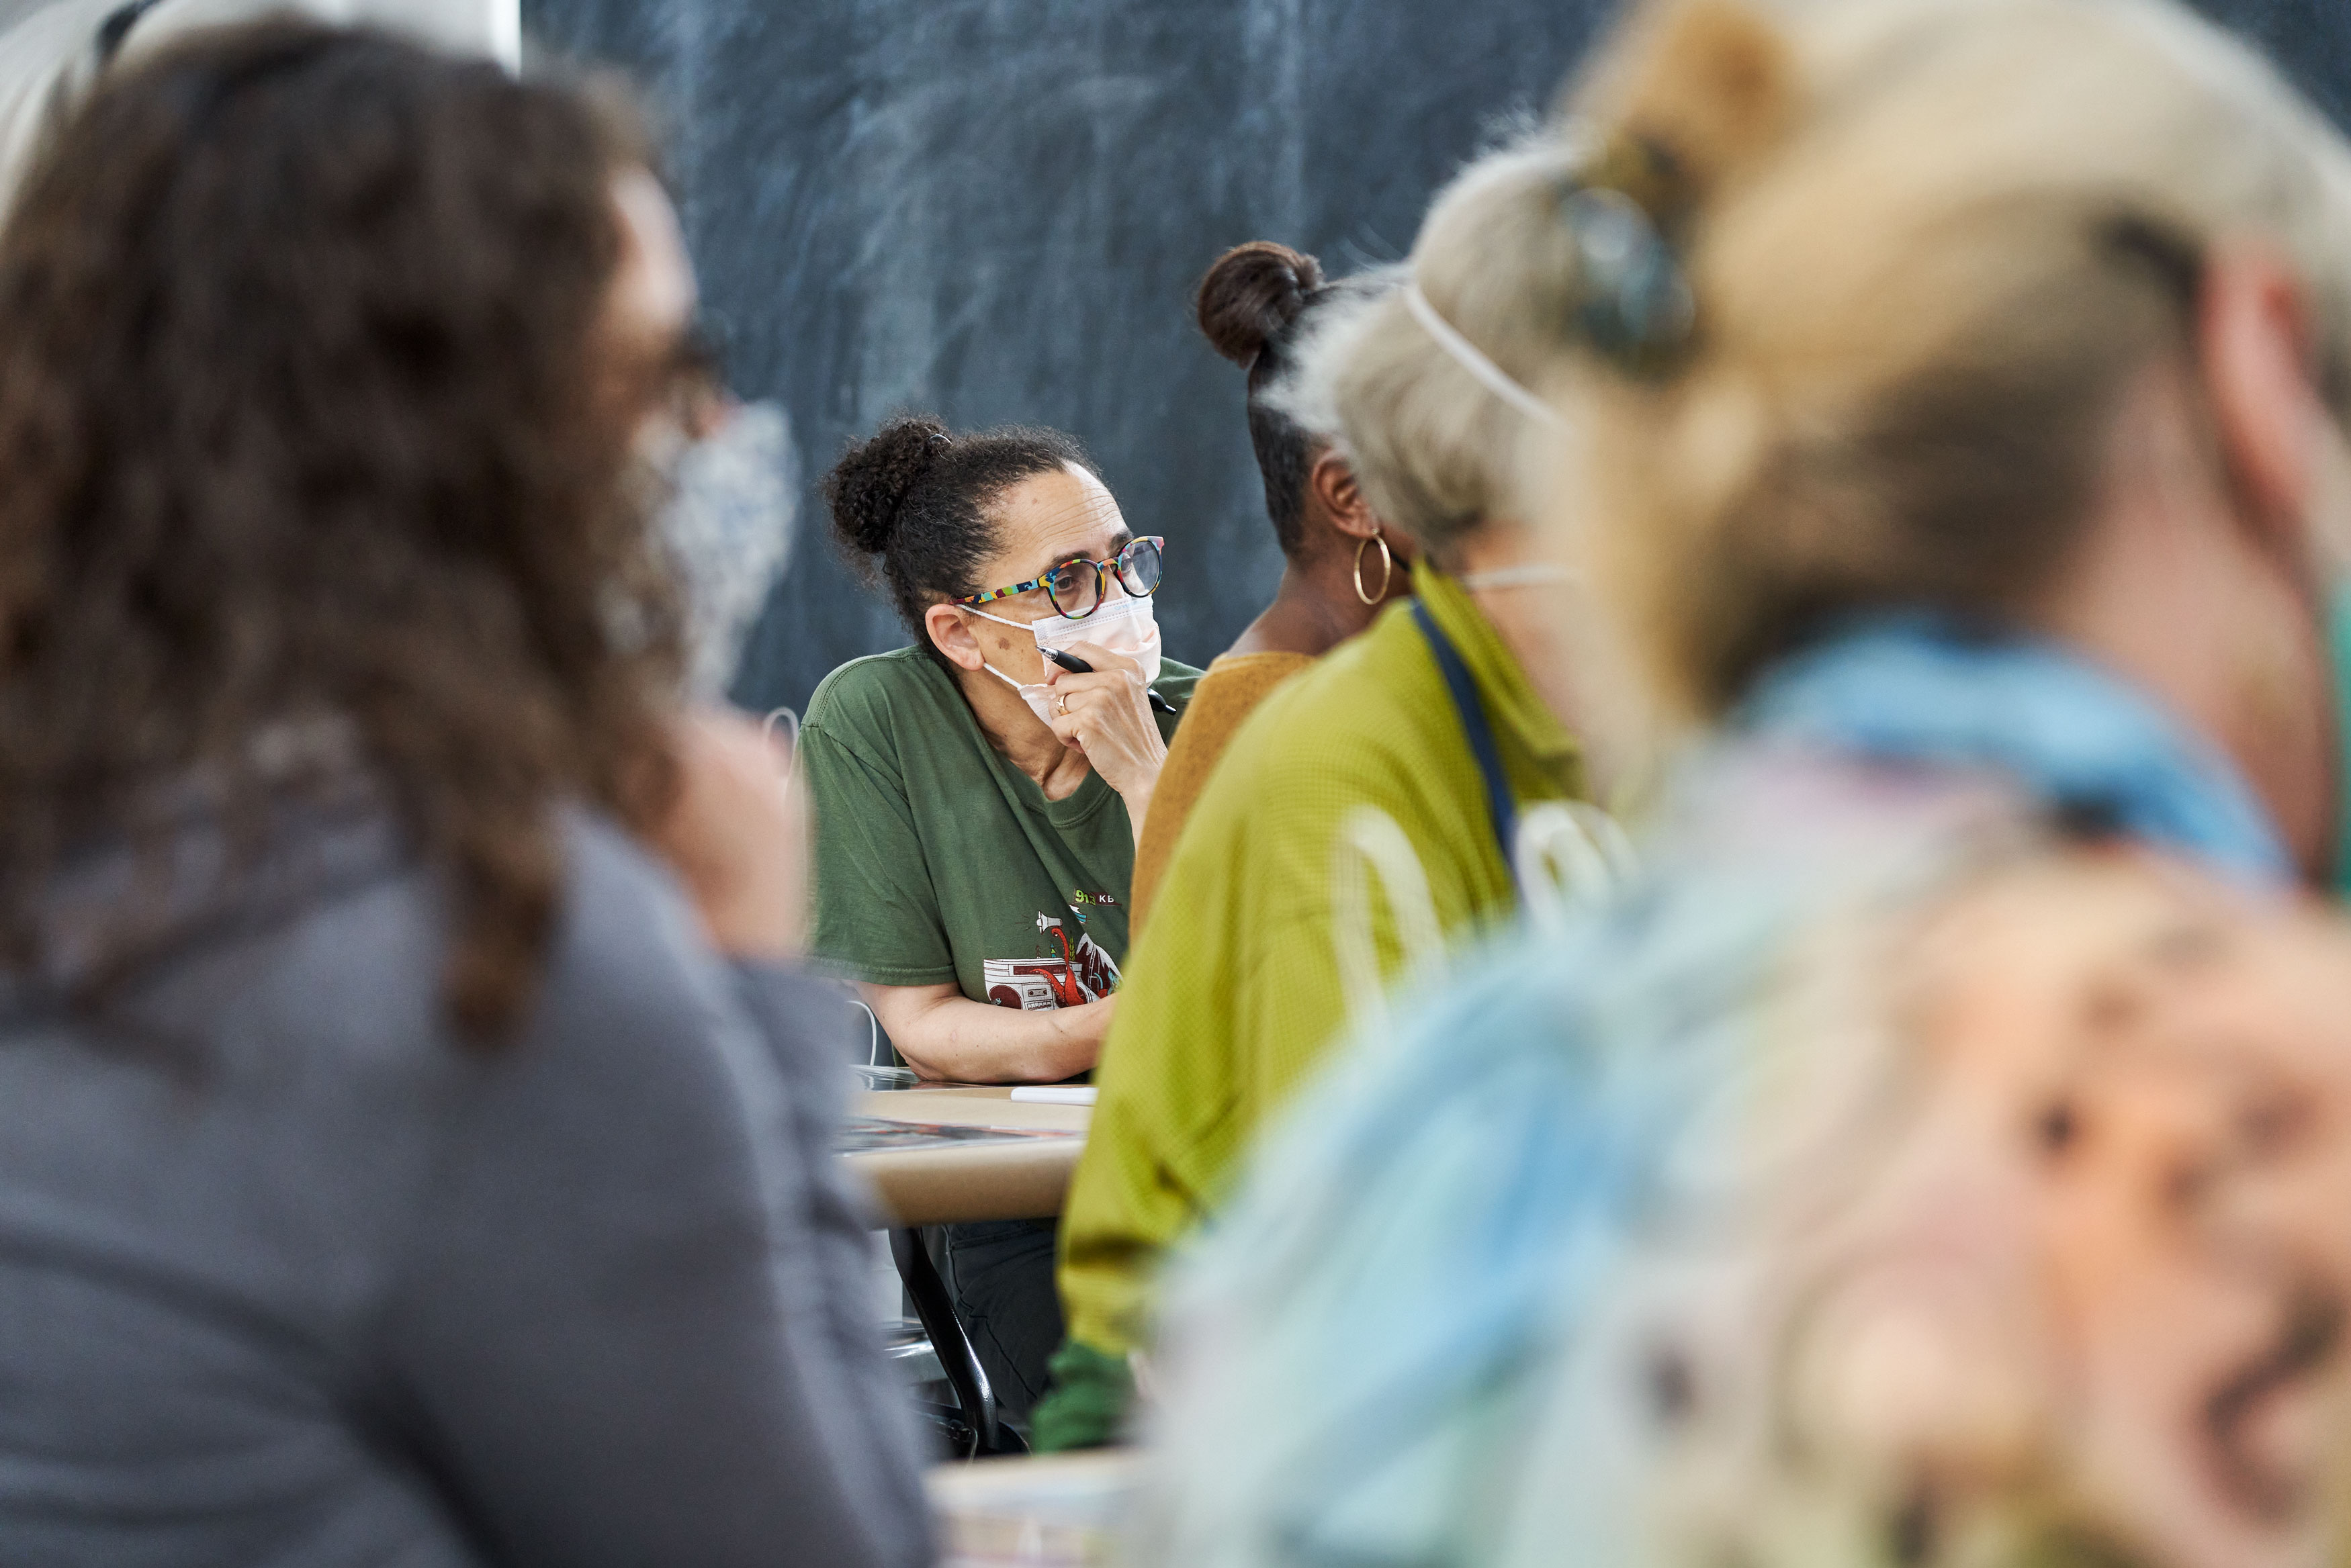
[1196,240,1329,555]
[825,415,1098,663]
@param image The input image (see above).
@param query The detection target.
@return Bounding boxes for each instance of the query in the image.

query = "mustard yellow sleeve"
[1053,656,1521,1373]
[1053,866,1244,1363]
[1128,653,1313,935]
[1055,736,1429,1363]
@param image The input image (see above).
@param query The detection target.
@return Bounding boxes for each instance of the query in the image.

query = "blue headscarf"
[1740,614,2289,884]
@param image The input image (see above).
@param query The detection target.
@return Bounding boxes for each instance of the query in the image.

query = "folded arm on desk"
[860,980,1113,1084]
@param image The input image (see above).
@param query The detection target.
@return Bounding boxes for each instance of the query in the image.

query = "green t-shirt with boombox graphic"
[802,645,1198,1017]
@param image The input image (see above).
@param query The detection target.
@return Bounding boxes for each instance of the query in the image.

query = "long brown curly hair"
[0,21,684,1039]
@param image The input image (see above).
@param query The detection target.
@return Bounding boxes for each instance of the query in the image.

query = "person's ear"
[2201,240,2327,553]
[1311,451,1380,541]
[924,602,986,672]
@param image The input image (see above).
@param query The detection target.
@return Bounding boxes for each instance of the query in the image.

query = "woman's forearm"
[1121,784,1154,849]
[859,982,1113,1084]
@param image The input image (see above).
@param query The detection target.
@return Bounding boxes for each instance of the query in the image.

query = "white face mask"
[656,401,797,701]
[1454,563,1576,592]
[965,593,1163,726]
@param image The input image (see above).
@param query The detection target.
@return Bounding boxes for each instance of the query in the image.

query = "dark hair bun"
[1195,241,1325,367]
[824,415,948,556]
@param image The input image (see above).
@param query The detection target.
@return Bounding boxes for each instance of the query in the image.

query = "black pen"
[1043,647,1178,714]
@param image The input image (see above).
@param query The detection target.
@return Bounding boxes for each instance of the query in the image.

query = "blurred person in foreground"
[1038,134,1614,1450]
[0,23,926,1568]
[1123,243,1411,930]
[1134,0,2351,1562]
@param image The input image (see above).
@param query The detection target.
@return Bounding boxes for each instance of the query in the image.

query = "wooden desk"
[930,1448,1138,1567]
[844,1087,1091,1227]
[844,1087,1094,1455]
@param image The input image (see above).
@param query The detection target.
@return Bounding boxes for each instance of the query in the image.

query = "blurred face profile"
[605,166,696,416]
[1781,856,2351,1567]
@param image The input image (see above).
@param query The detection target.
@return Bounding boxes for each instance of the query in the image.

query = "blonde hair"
[1272,133,1595,558]
[1552,0,2351,719]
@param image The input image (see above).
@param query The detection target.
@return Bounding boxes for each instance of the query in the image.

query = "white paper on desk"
[1009,1086,1098,1106]
[930,1448,1138,1568]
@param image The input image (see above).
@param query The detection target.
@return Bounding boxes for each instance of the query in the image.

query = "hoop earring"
[1352,533,1393,606]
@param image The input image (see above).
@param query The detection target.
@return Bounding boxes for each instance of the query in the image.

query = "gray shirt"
[0,798,932,1568]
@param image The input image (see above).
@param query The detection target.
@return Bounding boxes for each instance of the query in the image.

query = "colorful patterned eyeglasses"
[959,536,1165,620]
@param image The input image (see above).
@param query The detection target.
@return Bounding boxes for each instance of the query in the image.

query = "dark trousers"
[942,1217,1062,1430]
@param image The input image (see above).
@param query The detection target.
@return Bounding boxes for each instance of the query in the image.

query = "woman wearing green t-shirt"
[802,414,1197,1430]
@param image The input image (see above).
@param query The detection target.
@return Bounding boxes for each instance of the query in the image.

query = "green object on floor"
[1029,1339,1133,1452]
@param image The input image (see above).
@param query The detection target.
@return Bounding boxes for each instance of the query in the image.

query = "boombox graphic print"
[983,908,1120,1011]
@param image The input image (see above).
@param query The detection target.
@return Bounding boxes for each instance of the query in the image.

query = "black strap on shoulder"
[1412,599,1518,887]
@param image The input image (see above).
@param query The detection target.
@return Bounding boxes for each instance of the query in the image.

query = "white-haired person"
[1038,132,1615,1448]
[1135,0,2351,1563]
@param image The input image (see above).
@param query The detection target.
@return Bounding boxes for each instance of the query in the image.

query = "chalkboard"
[523,0,2351,714]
